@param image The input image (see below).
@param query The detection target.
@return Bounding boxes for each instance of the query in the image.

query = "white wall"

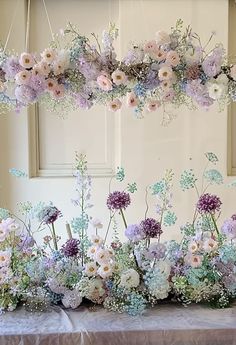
[0,0,235,245]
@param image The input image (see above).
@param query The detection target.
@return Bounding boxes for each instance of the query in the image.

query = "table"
[0,303,236,345]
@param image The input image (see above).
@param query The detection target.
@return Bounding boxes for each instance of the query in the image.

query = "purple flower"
[61,238,80,257]
[18,234,35,251]
[107,191,131,210]
[186,79,213,108]
[196,193,222,214]
[221,218,236,239]
[76,93,93,109]
[202,47,223,77]
[145,243,166,260]
[37,206,62,225]
[125,224,145,242]
[29,75,46,93]
[2,56,23,79]
[15,85,37,104]
[140,218,162,238]
[77,57,100,81]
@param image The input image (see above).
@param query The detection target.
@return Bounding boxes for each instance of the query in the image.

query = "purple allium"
[221,218,236,239]
[145,243,166,260]
[37,206,62,225]
[107,191,131,210]
[15,85,37,104]
[61,238,80,257]
[2,56,23,79]
[125,224,145,242]
[202,47,223,78]
[140,218,162,238]
[196,193,222,214]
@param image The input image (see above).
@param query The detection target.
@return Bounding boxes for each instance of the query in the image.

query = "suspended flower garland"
[0,19,236,123]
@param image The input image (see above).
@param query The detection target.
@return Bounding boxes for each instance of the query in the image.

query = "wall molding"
[28,104,121,178]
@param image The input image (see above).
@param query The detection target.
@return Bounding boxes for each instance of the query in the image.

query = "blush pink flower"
[203,238,218,252]
[189,255,202,268]
[107,98,122,112]
[33,62,50,76]
[46,78,57,91]
[152,48,167,61]
[127,92,139,107]
[146,100,161,112]
[97,75,113,91]
[52,84,65,99]
[41,48,57,64]
[144,40,158,54]
[188,241,199,253]
[15,70,31,85]
[160,80,172,91]
[111,70,127,85]
[158,66,173,80]
[19,53,34,69]
[166,50,180,67]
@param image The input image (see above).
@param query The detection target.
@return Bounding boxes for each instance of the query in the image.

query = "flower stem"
[210,213,219,237]
[120,208,127,229]
[51,223,58,251]
[104,213,115,244]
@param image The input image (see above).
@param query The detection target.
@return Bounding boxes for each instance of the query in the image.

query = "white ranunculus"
[119,268,140,289]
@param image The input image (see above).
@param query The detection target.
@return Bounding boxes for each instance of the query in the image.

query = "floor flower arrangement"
[0,152,236,315]
[0,20,236,123]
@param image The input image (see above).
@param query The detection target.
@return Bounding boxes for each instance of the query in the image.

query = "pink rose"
[144,40,158,54]
[107,99,122,112]
[166,50,180,67]
[52,84,65,99]
[97,75,113,91]
[127,92,139,107]
[146,100,161,112]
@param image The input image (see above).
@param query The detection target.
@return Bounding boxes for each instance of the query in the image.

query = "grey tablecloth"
[0,303,236,345]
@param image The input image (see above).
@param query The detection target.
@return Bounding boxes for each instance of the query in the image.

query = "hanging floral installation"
[0,19,236,123]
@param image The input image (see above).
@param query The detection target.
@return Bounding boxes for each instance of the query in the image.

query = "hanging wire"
[3,0,20,52]
[42,0,54,41]
[25,0,31,52]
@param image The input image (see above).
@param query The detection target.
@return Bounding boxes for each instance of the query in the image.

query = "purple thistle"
[38,206,62,225]
[61,238,80,257]
[107,191,131,211]
[140,218,162,239]
[196,193,222,214]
